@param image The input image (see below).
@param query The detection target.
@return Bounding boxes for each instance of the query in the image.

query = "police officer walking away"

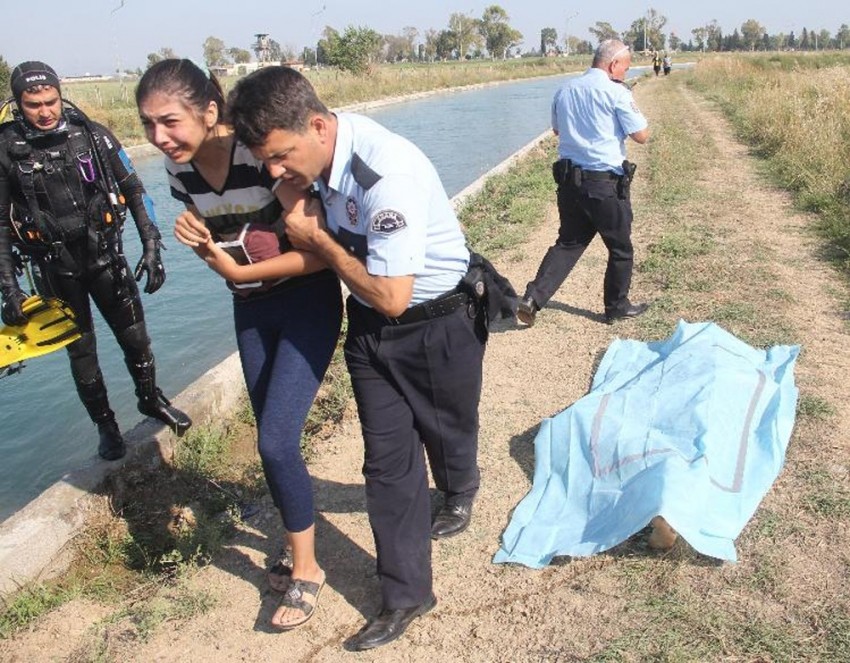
[517,40,650,326]
[227,66,487,650]
[0,61,191,460]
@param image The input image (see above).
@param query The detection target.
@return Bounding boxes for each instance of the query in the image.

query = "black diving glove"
[1,286,28,327]
[134,239,166,294]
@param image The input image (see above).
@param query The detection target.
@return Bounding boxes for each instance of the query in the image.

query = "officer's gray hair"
[593,40,629,67]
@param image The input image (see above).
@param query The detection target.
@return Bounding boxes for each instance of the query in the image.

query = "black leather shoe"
[431,502,473,539]
[97,419,126,461]
[516,296,538,326]
[346,594,437,651]
[605,302,649,324]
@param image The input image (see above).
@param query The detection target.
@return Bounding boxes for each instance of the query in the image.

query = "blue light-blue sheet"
[494,320,799,567]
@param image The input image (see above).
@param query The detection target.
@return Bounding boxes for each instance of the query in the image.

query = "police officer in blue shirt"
[227,66,486,651]
[518,39,650,326]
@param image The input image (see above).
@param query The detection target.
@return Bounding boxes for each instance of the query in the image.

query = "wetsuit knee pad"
[66,331,101,383]
[115,320,151,356]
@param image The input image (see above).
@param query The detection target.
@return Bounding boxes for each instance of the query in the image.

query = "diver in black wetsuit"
[0,61,191,460]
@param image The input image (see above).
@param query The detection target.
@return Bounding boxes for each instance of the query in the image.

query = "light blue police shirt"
[551,68,648,175]
[317,113,469,307]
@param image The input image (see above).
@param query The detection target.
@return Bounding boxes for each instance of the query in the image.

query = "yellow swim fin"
[0,295,81,371]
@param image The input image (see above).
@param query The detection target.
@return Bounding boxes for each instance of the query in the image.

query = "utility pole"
[565,11,579,56]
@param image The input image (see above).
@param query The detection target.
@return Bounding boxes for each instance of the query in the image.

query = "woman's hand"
[174,209,211,248]
[202,239,240,280]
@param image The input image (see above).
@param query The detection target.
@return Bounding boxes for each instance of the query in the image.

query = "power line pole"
[565,11,579,56]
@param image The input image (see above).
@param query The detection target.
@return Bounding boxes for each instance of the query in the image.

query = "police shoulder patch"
[370,209,406,234]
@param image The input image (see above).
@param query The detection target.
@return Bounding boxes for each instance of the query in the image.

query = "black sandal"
[272,573,325,631]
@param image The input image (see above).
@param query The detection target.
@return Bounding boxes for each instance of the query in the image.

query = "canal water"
[0,68,645,520]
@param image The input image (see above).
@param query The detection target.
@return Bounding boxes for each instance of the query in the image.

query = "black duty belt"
[351,287,470,326]
[580,169,620,181]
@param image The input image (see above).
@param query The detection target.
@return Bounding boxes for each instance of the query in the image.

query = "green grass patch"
[797,394,836,421]
[459,137,557,257]
[591,585,807,662]
[821,607,850,662]
[799,467,850,519]
[0,583,78,639]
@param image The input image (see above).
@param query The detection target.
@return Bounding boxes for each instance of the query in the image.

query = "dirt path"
[3,75,849,662]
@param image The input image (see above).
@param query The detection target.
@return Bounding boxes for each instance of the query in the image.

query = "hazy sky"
[3,0,846,76]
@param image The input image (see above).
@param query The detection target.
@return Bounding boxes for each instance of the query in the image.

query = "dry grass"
[688,53,850,272]
[590,69,850,662]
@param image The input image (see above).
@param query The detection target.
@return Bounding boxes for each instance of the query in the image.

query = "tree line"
[4,5,847,86]
[583,13,850,54]
[142,7,850,78]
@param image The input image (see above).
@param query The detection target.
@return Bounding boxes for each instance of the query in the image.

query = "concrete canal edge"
[0,128,552,598]
[0,353,245,596]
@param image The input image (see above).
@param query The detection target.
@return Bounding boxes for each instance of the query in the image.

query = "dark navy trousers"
[525,178,635,317]
[344,296,485,610]
[235,272,342,533]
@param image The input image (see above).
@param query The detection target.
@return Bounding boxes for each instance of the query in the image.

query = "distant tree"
[402,26,419,60]
[565,36,593,55]
[203,36,229,67]
[818,30,830,50]
[588,21,620,44]
[836,24,850,49]
[479,5,522,59]
[302,47,317,67]
[449,13,482,60]
[434,30,455,60]
[788,31,797,49]
[623,8,667,51]
[146,48,176,69]
[267,39,284,63]
[668,32,681,51]
[228,47,252,64]
[423,29,438,61]
[0,55,10,98]
[724,28,741,51]
[281,44,299,63]
[316,27,340,66]
[323,25,384,74]
[691,27,708,52]
[741,20,764,51]
[762,33,771,51]
[800,28,810,50]
[384,34,410,62]
[706,20,723,51]
[540,27,558,55]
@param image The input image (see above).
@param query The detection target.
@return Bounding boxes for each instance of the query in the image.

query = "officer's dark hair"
[227,66,329,148]
[135,58,225,120]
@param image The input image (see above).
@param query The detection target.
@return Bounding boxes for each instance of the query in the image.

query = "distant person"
[136,59,343,631]
[652,50,662,76]
[517,40,650,326]
[663,54,672,76]
[227,66,489,650]
[0,60,190,461]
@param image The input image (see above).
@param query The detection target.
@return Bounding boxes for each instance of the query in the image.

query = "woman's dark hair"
[136,58,225,119]
[228,66,329,148]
